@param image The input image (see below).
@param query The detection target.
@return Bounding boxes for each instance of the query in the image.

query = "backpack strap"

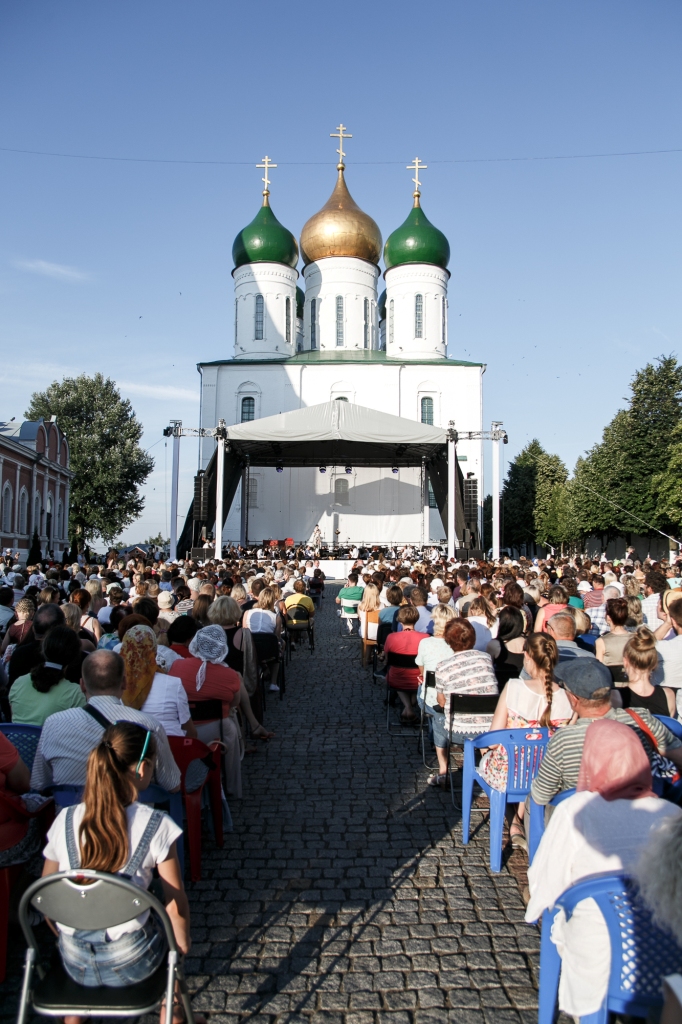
[64,806,80,869]
[121,809,164,878]
[82,703,114,730]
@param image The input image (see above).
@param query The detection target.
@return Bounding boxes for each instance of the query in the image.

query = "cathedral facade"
[197,132,485,547]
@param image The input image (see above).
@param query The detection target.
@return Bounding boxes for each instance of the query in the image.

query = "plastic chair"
[417,671,439,769]
[461,726,549,872]
[0,723,42,773]
[360,609,379,667]
[16,869,195,1024]
[168,736,223,882]
[538,872,682,1024]
[0,789,53,983]
[444,693,499,807]
[655,714,682,741]
[528,788,576,863]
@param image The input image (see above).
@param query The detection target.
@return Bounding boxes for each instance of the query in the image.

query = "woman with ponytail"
[42,722,197,1018]
[9,626,85,726]
[613,627,676,717]
[478,633,573,849]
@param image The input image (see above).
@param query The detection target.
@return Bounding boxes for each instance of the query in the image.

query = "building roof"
[200,350,484,368]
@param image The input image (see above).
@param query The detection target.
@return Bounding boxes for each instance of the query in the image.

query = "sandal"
[251,724,275,740]
[427,774,447,787]
[509,817,527,851]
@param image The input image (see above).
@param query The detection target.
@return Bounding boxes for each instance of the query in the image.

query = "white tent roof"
[224,401,447,467]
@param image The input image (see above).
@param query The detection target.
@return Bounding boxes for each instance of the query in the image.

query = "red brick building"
[0,418,74,560]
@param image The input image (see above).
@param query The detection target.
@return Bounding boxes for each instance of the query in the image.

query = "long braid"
[525,634,559,729]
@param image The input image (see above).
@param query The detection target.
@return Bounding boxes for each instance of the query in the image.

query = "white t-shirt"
[98,605,113,626]
[141,673,191,736]
[244,608,277,633]
[654,634,682,689]
[44,802,182,939]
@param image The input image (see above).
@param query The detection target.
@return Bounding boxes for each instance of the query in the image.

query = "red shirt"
[583,589,605,609]
[384,630,429,690]
[0,732,27,851]
[170,657,240,718]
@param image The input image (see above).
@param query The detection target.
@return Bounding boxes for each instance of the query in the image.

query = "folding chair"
[168,736,223,882]
[384,651,420,734]
[16,869,195,1024]
[360,609,379,667]
[461,725,549,872]
[0,723,42,773]
[528,787,576,863]
[417,671,439,769]
[372,620,394,678]
[339,599,360,637]
[444,693,499,806]
[285,606,314,657]
[538,873,682,1024]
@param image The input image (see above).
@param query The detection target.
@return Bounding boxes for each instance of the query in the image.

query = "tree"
[25,374,154,544]
[654,419,682,535]
[144,533,169,547]
[502,440,544,550]
[533,452,568,546]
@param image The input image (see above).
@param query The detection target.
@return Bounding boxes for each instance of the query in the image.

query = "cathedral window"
[335,296,344,347]
[241,396,255,422]
[421,396,434,425]
[1,484,12,534]
[415,294,423,338]
[255,295,264,341]
[19,489,28,535]
[389,299,394,344]
[363,297,369,349]
[441,295,446,345]
[285,297,292,344]
[334,477,350,505]
[311,298,317,350]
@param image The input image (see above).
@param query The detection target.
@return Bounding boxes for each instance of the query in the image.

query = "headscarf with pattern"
[121,624,158,710]
[188,625,228,690]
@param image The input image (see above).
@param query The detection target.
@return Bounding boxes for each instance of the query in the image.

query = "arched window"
[254,295,264,341]
[56,499,63,540]
[1,484,12,534]
[19,489,28,535]
[363,297,369,349]
[310,298,317,350]
[241,396,255,422]
[335,296,344,347]
[285,296,292,345]
[334,477,350,505]
[441,295,446,345]
[421,396,434,425]
[46,494,53,541]
[389,299,394,344]
[415,294,423,338]
[335,396,349,402]
[34,496,41,535]
[235,299,238,345]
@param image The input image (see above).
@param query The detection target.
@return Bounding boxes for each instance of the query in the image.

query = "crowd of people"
[2,542,682,1017]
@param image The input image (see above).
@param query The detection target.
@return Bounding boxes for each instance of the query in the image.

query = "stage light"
[319,465,327,474]
[392,466,399,474]
[276,462,284,473]
[162,426,173,437]
[345,465,352,474]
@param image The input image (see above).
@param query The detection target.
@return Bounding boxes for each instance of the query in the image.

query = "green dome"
[378,289,386,320]
[232,199,299,269]
[384,198,450,270]
[296,286,305,319]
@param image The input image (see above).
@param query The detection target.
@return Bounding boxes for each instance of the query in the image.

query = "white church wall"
[302,257,380,351]
[232,262,298,360]
[384,263,449,360]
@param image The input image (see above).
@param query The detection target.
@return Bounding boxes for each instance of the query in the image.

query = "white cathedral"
[197,128,485,548]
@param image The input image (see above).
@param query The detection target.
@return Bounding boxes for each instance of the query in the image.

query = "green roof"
[384,198,450,270]
[200,350,483,368]
[232,200,299,269]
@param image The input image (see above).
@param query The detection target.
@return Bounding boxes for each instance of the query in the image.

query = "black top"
[620,686,670,717]
[493,645,525,687]
[224,626,244,674]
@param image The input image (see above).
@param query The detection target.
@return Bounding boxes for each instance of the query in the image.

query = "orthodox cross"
[407,156,427,196]
[330,123,352,167]
[256,155,277,197]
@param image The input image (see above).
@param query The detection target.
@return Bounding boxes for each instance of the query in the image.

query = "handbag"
[626,709,680,782]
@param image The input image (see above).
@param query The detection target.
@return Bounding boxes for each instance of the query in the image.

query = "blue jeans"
[58,912,167,987]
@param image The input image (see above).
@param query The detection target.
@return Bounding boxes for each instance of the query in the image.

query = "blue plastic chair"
[654,714,682,741]
[538,872,682,1023]
[0,724,42,773]
[528,788,576,863]
[48,784,185,876]
[461,727,549,872]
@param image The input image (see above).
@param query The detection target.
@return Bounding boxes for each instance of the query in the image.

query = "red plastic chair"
[168,737,223,882]
[0,790,54,983]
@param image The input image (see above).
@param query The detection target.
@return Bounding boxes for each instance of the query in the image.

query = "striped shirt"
[530,707,681,805]
[435,650,498,733]
[30,695,181,793]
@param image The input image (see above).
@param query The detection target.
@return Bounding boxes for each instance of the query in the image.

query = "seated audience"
[613,627,676,717]
[487,607,526,685]
[414,604,456,786]
[534,585,569,632]
[31,649,180,793]
[383,605,429,723]
[434,618,498,754]
[9,626,86,725]
[466,596,497,651]
[8,604,65,686]
[0,731,38,868]
[594,597,631,681]
[357,583,379,641]
[121,624,196,739]
[70,588,103,643]
[0,597,34,655]
[545,610,596,662]
[526,719,681,1020]
[167,614,199,659]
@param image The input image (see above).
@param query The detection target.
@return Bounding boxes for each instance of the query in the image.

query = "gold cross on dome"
[407,156,427,195]
[256,155,277,196]
[330,123,352,167]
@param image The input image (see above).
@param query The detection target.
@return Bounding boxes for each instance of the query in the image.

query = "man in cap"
[530,659,682,806]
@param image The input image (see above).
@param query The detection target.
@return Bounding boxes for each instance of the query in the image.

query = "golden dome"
[300,167,382,266]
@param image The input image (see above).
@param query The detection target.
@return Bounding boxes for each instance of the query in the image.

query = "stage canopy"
[176,401,464,556]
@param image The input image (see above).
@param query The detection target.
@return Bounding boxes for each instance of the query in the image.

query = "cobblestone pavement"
[1,585,545,1023]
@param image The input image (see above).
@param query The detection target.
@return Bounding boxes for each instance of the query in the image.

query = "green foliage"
[502,440,544,549]
[144,533,169,547]
[654,419,682,532]
[25,374,154,544]
[26,529,42,565]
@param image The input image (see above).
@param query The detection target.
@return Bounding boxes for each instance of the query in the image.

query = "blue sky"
[1,1,681,542]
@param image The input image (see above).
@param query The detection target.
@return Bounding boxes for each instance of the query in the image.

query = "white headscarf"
[188,625,228,690]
